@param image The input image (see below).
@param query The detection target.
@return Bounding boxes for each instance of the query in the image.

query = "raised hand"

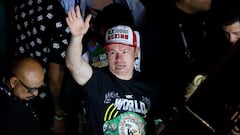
[66,5,92,37]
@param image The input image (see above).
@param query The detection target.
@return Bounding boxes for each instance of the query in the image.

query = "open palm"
[66,5,92,36]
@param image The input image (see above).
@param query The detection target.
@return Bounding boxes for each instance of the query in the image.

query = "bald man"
[0,57,45,135]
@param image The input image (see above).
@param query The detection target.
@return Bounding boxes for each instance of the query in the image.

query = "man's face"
[11,74,43,101]
[105,44,138,79]
[223,21,240,45]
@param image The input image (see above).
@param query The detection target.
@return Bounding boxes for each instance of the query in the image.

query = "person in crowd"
[185,0,240,101]
[0,57,44,135]
[65,5,170,135]
[182,4,240,130]
[141,0,230,112]
[217,1,240,134]
[6,0,71,134]
[218,1,240,45]
[58,3,143,134]
[60,3,139,135]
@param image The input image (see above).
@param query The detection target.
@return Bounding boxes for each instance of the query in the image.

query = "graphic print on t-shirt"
[102,91,150,135]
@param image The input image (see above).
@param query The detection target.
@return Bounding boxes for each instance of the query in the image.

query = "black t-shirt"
[81,67,166,135]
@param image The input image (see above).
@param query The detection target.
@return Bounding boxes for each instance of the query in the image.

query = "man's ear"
[9,76,18,89]
[135,47,140,59]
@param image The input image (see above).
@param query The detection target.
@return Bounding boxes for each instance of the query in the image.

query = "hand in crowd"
[66,5,92,37]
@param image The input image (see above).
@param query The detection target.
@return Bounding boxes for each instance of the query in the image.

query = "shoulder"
[87,67,112,83]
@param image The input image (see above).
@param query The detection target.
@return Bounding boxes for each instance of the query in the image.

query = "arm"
[48,62,66,134]
[65,5,93,85]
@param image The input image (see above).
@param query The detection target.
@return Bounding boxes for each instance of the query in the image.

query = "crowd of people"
[1,0,240,135]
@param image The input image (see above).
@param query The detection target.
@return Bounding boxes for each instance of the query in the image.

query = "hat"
[104,25,137,48]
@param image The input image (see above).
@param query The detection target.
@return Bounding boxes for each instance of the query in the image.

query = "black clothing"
[0,77,42,135]
[6,1,71,133]
[160,40,240,135]
[7,0,71,69]
[81,67,167,135]
[142,1,230,110]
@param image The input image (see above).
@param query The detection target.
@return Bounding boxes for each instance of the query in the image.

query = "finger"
[85,14,92,25]
[76,5,81,18]
[67,7,73,21]
[70,6,76,19]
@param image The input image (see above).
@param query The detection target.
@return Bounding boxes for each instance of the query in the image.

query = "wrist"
[54,111,67,121]
[71,34,84,39]
[55,110,65,115]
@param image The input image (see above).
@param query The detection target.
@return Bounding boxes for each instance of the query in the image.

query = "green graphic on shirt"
[103,112,146,135]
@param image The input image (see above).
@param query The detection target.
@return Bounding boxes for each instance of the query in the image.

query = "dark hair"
[97,3,134,30]
[218,1,240,26]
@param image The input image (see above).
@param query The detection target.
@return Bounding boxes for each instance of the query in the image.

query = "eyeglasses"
[13,74,43,94]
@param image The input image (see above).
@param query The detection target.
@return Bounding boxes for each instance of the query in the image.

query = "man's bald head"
[11,57,44,87]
